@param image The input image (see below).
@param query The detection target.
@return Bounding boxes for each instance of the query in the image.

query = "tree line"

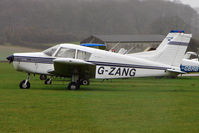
[0,0,198,49]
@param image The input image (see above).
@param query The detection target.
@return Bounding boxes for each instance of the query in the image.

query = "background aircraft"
[180,52,199,73]
[7,31,192,90]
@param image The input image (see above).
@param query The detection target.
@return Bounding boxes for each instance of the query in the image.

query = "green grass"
[1,63,199,132]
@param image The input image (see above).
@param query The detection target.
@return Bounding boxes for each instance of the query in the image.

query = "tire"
[68,82,80,90]
[40,75,47,80]
[19,80,30,89]
[81,79,90,85]
[44,78,52,85]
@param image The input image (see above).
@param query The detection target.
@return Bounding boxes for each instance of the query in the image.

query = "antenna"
[109,41,120,52]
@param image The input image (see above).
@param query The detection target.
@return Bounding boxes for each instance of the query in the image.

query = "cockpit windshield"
[55,47,76,58]
[184,52,198,60]
[190,54,198,60]
[43,45,59,56]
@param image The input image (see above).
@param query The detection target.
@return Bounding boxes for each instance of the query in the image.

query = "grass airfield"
[1,63,199,132]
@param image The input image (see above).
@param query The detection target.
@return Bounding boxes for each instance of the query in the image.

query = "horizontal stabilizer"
[166,68,186,74]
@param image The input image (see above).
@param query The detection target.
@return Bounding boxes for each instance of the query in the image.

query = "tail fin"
[129,31,192,67]
[154,31,192,67]
[156,31,180,51]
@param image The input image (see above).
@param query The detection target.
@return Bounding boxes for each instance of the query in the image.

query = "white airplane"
[180,52,199,73]
[7,31,192,90]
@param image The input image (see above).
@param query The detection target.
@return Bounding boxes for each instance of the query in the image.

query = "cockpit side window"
[77,50,91,60]
[56,47,76,58]
[43,46,59,56]
[190,54,198,60]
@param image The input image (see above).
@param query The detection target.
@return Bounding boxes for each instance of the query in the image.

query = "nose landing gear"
[19,74,31,89]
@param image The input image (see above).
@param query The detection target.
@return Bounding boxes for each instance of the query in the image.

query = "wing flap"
[54,58,94,65]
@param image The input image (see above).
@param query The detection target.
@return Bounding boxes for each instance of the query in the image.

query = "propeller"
[6,55,14,63]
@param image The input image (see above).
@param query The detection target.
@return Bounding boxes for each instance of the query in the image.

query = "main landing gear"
[68,82,80,90]
[68,74,80,90]
[40,74,47,80]
[40,74,52,85]
[19,74,31,89]
[80,79,90,85]
[44,78,52,85]
[67,74,90,90]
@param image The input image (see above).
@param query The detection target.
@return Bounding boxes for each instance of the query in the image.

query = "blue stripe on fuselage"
[14,56,55,64]
[88,61,169,70]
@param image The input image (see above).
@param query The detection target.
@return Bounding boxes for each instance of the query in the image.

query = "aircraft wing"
[48,58,96,78]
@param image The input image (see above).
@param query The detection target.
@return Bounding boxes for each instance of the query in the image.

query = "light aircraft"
[7,31,192,90]
[180,52,199,73]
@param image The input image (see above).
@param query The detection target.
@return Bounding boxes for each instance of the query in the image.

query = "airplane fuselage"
[12,44,177,79]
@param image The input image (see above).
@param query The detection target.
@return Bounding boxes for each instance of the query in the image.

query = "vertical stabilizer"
[128,31,192,67]
[154,31,192,67]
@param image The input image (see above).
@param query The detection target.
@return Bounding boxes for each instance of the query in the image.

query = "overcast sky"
[174,0,199,8]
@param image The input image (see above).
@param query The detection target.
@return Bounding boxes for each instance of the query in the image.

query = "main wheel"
[44,78,52,85]
[19,80,30,89]
[40,75,47,80]
[68,82,80,90]
[81,79,90,85]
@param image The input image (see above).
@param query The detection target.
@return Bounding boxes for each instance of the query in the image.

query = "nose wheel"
[19,80,30,89]
[19,74,31,89]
